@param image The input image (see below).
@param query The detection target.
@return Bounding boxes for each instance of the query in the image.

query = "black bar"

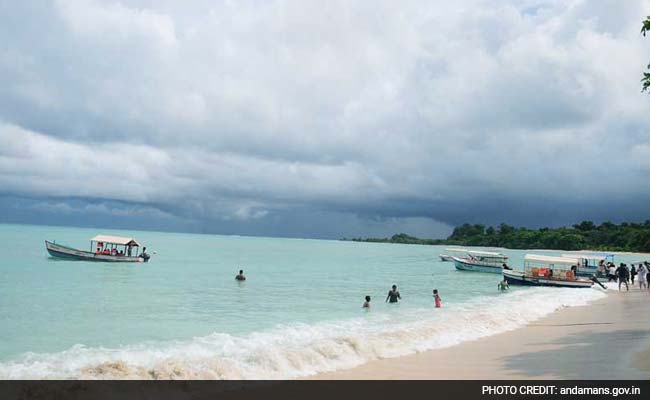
[1,380,648,400]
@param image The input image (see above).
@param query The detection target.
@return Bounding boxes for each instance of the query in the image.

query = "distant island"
[342,221,650,253]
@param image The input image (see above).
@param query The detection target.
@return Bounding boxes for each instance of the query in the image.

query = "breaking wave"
[0,286,607,379]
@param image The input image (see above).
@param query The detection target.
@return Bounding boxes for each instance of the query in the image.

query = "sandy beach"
[314,284,650,380]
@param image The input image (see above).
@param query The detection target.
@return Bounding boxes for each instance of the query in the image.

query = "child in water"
[433,289,441,308]
[362,295,371,309]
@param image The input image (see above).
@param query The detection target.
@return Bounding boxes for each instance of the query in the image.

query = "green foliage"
[642,69,650,93]
[343,220,650,252]
[642,17,650,92]
[642,16,650,36]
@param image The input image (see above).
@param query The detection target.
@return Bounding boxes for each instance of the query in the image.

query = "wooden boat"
[453,250,508,273]
[439,247,469,262]
[45,235,150,262]
[503,254,594,288]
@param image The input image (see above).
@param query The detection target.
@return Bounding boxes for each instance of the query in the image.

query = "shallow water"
[0,223,624,379]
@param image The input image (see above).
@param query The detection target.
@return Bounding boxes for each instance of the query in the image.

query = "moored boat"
[453,250,508,273]
[503,254,595,288]
[439,247,469,262]
[45,235,150,262]
[561,252,614,278]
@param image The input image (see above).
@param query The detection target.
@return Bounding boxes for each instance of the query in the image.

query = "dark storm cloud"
[1,0,649,238]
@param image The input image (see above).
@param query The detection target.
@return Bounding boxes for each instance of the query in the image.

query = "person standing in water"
[433,289,441,308]
[362,295,371,308]
[608,263,617,282]
[498,279,509,291]
[631,264,637,285]
[235,269,246,281]
[386,285,401,303]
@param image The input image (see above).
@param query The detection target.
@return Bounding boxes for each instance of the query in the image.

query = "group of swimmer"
[361,285,442,309]
[235,272,443,309]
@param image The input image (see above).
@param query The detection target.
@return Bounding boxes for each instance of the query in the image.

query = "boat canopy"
[562,252,614,260]
[444,247,469,253]
[90,235,141,247]
[468,250,507,258]
[525,254,578,266]
[562,253,610,261]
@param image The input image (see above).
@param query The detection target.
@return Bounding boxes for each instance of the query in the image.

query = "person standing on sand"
[630,264,637,285]
[638,264,648,290]
[645,262,650,289]
[616,263,629,291]
[386,285,401,303]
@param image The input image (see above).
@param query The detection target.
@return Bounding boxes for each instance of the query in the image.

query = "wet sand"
[313,285,650,380]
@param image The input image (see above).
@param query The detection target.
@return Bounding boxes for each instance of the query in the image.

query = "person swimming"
[433,289,441,308]
[362,295,371,308]
[235,269,246,281]
[498,279,509,291]
[385,285,401,303]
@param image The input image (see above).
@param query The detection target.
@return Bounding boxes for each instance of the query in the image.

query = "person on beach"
[608,263,617,282]
[630,265,637,284]
[433,289,441,308]
[638,263,648,290]
[235,269,246,281]
[386,285,401,303]
[363,295,371,308]
[616,263,629,291]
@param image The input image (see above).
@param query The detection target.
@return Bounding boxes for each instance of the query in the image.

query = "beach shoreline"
[312,285,650,380]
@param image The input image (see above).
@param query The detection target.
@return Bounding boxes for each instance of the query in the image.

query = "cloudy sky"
[1,0,649,239]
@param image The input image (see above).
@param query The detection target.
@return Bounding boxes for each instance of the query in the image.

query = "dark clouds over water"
[1,0,649,238]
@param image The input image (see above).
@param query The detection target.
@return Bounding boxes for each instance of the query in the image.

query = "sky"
[0,0,649,239]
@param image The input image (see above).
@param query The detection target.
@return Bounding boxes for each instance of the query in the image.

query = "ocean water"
[0,223,621,379]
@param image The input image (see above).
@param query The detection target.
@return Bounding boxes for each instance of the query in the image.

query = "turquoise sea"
[0,223,622,379]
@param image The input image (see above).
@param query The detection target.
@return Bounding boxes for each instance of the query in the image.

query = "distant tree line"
[342,221,650,252]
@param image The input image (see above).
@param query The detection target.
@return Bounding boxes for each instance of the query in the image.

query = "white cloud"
[56,0,178,49]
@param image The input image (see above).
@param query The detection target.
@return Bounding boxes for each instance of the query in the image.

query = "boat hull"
[439,255,453,262]
[45,241,144,263]
[503,269,593,288]
[453,257,502,273]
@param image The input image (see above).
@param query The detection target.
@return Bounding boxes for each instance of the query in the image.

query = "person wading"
[235,269,246,281]
[385,285,401,303]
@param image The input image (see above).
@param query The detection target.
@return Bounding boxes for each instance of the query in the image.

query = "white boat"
[453,250,508,273]
[561,252,614,278]
[45,235,150,262]
[439,247,469,261]
[503,254,596,288]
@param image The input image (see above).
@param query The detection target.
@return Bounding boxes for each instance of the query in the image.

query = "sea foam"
[0,286,607,379]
